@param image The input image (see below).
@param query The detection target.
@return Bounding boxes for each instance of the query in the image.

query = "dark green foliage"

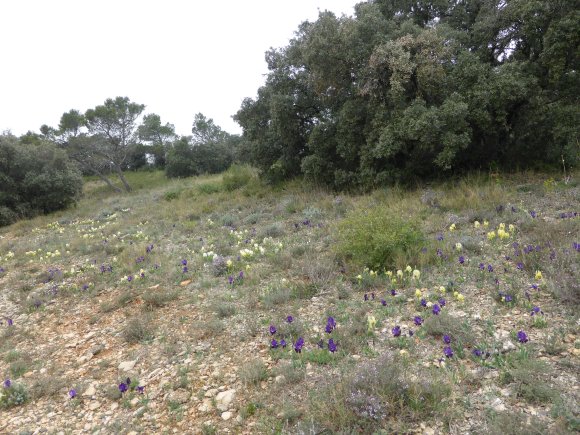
[235,1,580,188]
[0,134,82,226]
[165,114,241,178]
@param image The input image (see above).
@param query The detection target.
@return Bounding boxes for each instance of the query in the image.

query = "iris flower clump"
[517,330,529,343]
[328,338,337,353]
[294,337,304,353]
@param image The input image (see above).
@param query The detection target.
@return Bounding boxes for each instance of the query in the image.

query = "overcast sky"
[0,0,359,137]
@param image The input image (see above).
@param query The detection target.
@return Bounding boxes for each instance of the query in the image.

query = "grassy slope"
[0,169,578,433]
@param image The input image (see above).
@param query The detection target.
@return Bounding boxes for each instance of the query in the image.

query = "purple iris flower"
[472,349,483,357]
[479,263,485,270]
[517,330,529,343]
[228,276,234,285]
[530,211,536,218]
[364,294,368,301]
[327,317,336,329]
[436,234,444,241]
[269,325,276,335]
[516,262,524,270]
[181,259,187,266]
[3,379,11,388]
[286,316,293,323]
[294,337,304,353]
[371,293,375,300]
[271,339,278,349]
[118,383,128,393]
[325,316,336,333]
[436,248,443,257]
[420,298,427,307]
[414,316,423,326]
[459,256,465,264]
[443,335,451,344]
[439,298,446,307]
[280,339,287,348]
[391,289,397,296]
[317,339,324,349]
[488,264,493,272]
[531,306,542,316]
[444,346,453,358]
[408,330,414,337]
[238,271,244,280]
[392,326,401,337]
[127,275,133,282]
[69,389,77,399]
[433,304,441,315]
[136,386,145,394]
[504,295,513,302]
[182,266,188,273]
[328,338,337,353]
[381,299,387,306]
[7,318,13,326]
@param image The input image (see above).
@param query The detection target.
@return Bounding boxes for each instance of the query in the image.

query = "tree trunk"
[91,168,123,193]
[114,164,132,192]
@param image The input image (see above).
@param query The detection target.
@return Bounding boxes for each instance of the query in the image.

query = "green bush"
[0,134,83,226]
[0,382,29,408]
[335,204,425,270]
[222,164,255,191]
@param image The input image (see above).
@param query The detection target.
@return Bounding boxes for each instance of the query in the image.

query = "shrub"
[239,359,268,386]
[0,382,29,408]
[335,204,425,269]
[0,134,82,226]
[222,164,255,191]
[308,352,452,432]
[123,317,155,343]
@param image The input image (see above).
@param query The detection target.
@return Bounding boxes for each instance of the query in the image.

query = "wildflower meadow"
[0,170,578,433]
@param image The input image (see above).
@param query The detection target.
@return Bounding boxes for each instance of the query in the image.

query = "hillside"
[0,170,578,434]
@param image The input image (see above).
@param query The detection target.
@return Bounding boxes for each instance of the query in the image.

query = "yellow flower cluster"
[497,223,510,240]
[367,315,377,333]
[453,291,465,302]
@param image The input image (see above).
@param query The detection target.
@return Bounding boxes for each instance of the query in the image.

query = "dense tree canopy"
[235,0,580,188]
[0,133,82,226]
[165,113,239,178]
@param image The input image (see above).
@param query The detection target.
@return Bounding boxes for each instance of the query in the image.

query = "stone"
[167,390,190,405]
[204,388,218,398]
[90,344,105,356]
[491,398,505,412]
[88,402,101,411]
[198,399,213,413]
[118,360,137,371]
[221,411,233,421]
[502,340,516,352]
[216,389,235,411]
[83,385,97,397]
[275,375,285,384]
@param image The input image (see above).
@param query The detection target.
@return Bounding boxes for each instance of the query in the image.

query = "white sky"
[0,0,358,137]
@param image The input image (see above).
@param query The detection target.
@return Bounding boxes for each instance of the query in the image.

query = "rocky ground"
[0,172,578,434]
